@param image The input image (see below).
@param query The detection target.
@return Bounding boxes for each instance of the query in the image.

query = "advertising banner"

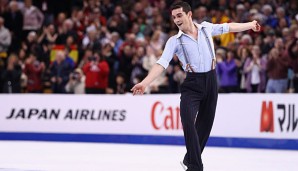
[0,94,297,149]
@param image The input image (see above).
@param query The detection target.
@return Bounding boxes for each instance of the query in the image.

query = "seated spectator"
[24,53,45,93]
[65,68,85,94]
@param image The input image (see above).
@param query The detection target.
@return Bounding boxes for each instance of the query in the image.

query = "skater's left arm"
[228,20,261,32]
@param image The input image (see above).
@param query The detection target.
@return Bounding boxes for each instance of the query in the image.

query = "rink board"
[0,94,297,150]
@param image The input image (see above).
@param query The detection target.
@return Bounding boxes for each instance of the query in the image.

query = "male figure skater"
[131,1,260,171]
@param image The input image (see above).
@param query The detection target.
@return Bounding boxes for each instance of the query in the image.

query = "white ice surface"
[0,141,297,171]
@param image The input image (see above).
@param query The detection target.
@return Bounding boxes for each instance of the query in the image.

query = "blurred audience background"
[0,0,298,94]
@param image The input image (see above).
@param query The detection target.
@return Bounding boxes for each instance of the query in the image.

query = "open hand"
[131,82,146,95]
[252,20,261,32]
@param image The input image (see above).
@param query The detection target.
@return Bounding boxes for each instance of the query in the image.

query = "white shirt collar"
[176,22,205,39]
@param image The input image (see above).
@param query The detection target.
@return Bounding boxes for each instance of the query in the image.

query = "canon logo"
[151,101,183,130]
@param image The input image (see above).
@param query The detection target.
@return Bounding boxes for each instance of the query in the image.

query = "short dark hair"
[170,1,192,14]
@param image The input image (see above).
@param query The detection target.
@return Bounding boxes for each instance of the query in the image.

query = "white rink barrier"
[0,94,297,150]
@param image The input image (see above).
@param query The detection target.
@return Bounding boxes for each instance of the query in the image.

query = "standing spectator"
[288,30,298,93]
[55,12,66,30]
[65,68,85,94]
[37,24,58,46]
[211,7,235,47]
[82,25,101,52]
[130,46,147,86]
[266,48,290,93]
[0,17,11,64]
[235,4,248,23]
[78,48,93,68]
[244,46,267,93]
[275,7,291,30]
[262,4,275,28]
[33,0,54,25]
[33,0,72,20]
[0,0,8,14]
[193,6,211,24]
[1,54,22,93]
[18,48,27,67]
[112,72,128,94]
[0,58,4,92]
[22,31,39,56]
[107,5,128,38]
[149,30,165,57]
[64,47,75,70]
[142,46,168,93]
[39,41,54,69]
[172,64,185,93]
[83,52,110,94]
[90,8,107,28]
[217,50,239,93]
[100,0,115,19]
[22,0,44,39]
[110,31,123,56]
[71,9,86,43]
[56,19,77,45]
[2,1,23,53]
[237,47,251,92]
[50,51,73,93]
[262,29,276,54]
[119,38,136,82]
[101,42,118,91]
[24,53,45,93]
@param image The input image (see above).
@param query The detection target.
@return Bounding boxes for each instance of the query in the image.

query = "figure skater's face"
[171,7,192,31]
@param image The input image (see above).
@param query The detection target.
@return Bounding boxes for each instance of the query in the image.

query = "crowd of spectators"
[0,0,298,94]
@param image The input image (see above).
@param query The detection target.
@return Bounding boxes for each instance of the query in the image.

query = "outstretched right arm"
[131,36,176,95]
[131,63,164,95]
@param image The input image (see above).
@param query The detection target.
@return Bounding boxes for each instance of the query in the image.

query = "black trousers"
[180,70,218,171]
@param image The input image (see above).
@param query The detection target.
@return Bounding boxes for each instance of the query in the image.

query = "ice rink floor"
[0,141,297,171]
